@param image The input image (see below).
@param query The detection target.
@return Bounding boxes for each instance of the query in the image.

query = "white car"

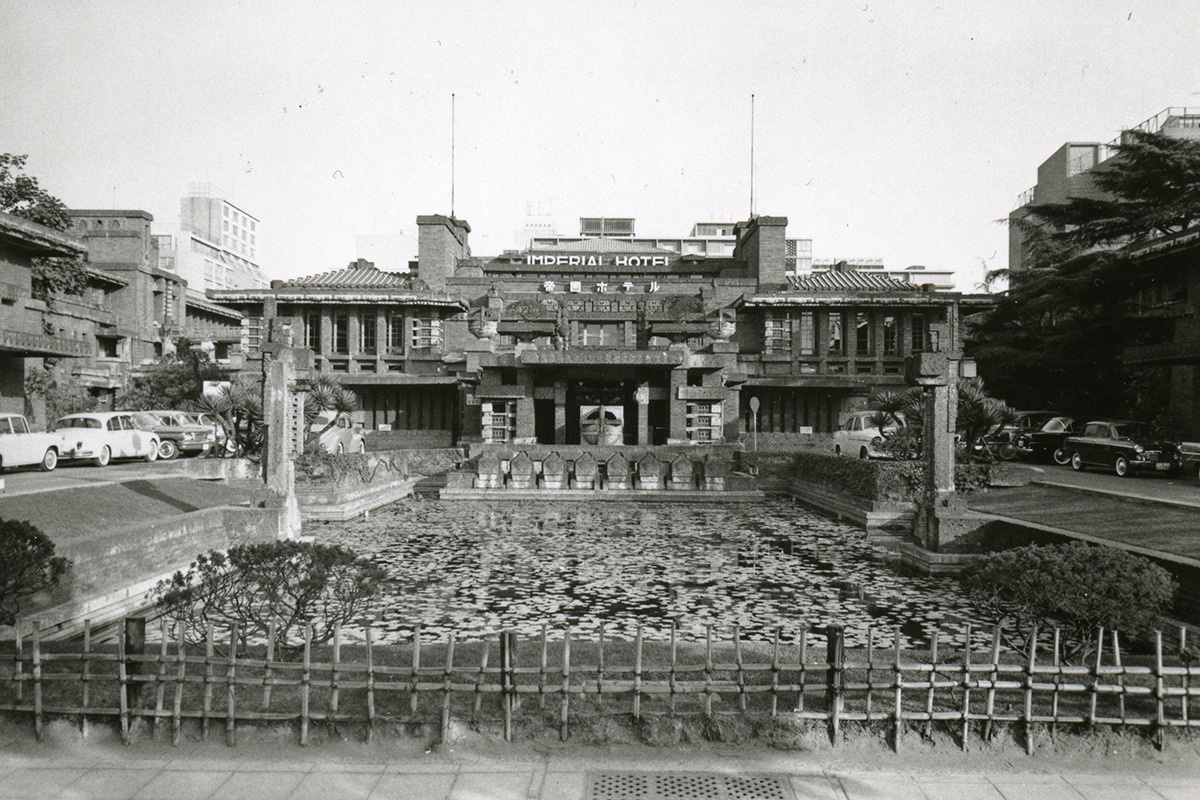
[53,411,160,467]
[0,413,63,472]
[310,411,366,454]
[832,410,902,459]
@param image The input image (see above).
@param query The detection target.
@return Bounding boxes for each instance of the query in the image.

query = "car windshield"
[1041,417,1073,433]
[1112,423,1150,440]
[57,417,101,429]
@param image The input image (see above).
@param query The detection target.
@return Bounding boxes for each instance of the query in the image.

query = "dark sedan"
[1063,420,1182,477]
[1015,416,1077,464]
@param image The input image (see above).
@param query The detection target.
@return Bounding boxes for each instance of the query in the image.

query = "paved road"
[1029,459,1200,508]
[0,457,222,498]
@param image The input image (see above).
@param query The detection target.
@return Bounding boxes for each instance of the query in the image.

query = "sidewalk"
[0,749,1196,800]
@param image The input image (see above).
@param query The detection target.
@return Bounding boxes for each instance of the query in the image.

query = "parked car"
[190,411,231,454]
[0,413,62,472]
[53,411,160,467]
[309,411,365,454]
[1014,416,1077,464]
[1180,441,1200,481]
[131,410,216,460]
[1063,420,1182,477]
[832,410,902,459]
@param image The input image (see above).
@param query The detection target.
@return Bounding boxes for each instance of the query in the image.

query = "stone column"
[554,379,568,445]
[636,383,650,446]
[262,318,302,541]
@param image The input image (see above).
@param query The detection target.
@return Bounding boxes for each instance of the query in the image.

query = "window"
[9,416,28,434]
[799,312,815,355]
[855,313,871,355]
[580,323,621,347]
[305,312,321,351]
[246,314,262,355]
[827,313,844,355]
[911,313,927,353]
[482,401,517,443]
[686,402,722,443]
[360,313,377,354]
[883,316,898,355]
[764,313,790,355]
[388,312,405,351]
[410,316,442,349]
[332,311,349,354]
[98,336,119,358]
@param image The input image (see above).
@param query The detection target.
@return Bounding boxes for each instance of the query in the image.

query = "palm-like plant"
[193,379,265,458]
[302,374,359,453]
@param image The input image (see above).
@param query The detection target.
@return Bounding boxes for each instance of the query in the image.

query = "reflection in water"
[319,498,990,649]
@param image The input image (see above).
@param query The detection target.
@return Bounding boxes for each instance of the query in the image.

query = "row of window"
[303,311,443,355]
[763,312,932,357]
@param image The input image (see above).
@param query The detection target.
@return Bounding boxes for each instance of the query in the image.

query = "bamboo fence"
[3,617,1198,753]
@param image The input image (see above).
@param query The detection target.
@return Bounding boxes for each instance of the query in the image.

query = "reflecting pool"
[319,497,989,648]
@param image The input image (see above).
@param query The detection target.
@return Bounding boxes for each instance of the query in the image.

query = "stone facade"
[212,213,973,450]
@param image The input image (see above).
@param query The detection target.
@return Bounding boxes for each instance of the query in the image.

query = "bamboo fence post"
[826,625,844,746]
[410,625,421,715]
[201,622,214,741]
[1050,629,1061,740]
[798,623,809,715]
[983,626,1001,742]
[735,625,746,713]
[1112,629,1126,726]
[172,621,185,747]
[892,625,902,752]
[439,632,455,744]
[633,625,643,721]
[262,621,276,712]
[80,619,91,739]
[960,624,971,751]
[117,619,130,745]
[539,624,548,710]
[1154,629,1166,751]
[866,628,875,722]
[1179,626,1190,726]
[474,640,489,716]
[668,622,677,715]
[365,621,375,744]
[502,631,512,743]
[226,623,238,747]
[1023,624,1038,756]
[770,629,780,718]
[560,631,571,742]
[704,625,713,718]
[154,621,168,737]
[31,621,42,742]
[925,628,939,740]
[1089,628,1105,729]
[300,621,312,747]
[330,624,341,735]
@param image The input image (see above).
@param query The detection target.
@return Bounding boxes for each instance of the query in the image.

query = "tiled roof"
[528,238,676,254]
[282,265,425,289]
[787,271,920,292]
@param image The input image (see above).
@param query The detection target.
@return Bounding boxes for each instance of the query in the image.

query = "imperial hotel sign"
[212,213,973,451]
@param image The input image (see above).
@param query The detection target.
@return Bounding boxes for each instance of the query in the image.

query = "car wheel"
[145,440,159,462]
[1070,452,1085,471]
[998,442,1018,461]
[336,442,345,455]
[40,448,58,472]
[859,447,869,460]
[357,439,366,454]
[1053,447,1071,466]
[1114,455,1130,477]
[93,446,111,468]
[834,445,842,456]
[158,440,179,460]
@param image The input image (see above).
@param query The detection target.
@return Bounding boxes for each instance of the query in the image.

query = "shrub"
[962,542,1176,661]
[0,518,68,625]
[152,541,386,657]
[294,451,375,484]
[788,452,991,503]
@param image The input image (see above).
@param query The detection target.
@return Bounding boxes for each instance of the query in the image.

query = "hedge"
[787,451,990,503]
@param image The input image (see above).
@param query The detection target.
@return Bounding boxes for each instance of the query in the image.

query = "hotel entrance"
[532,368,670,446]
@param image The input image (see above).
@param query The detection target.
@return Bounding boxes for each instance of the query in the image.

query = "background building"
[155,184,266,298]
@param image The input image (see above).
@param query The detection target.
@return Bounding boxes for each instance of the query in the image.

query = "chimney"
[416,214,470,291]
[733,215,788,288]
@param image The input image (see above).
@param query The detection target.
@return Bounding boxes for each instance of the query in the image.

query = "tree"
[0,519,68,626]
[116,341,227,411]
[0,154,90,303]
[962,542,1176,661]
[869,378,1016,462]
[974,130,1200,421]
[193,378,264,458]
[151,541,386,657]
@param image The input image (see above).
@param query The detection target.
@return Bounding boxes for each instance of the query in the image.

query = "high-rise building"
[157,184,267,297]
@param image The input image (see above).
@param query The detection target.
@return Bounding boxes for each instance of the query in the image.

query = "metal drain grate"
[588,773,792,800]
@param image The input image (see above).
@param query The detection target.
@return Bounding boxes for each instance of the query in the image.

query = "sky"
[2,0,1199,291]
